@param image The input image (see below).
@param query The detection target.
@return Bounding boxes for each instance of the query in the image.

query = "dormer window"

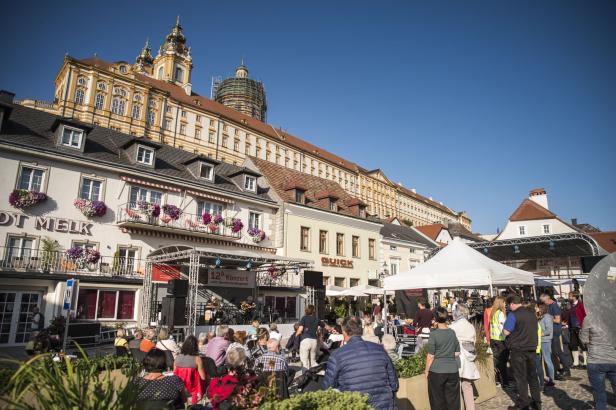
[136,146,154,165]
[359,206,366,218]
[329,198,338,212]
[244,175,256,192]
[295,189,305,204]
[61,125,84,149]
[200,163,215,181]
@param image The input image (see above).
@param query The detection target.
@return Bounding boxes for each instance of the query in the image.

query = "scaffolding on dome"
[142,245,312,335]
[214,76,267,122]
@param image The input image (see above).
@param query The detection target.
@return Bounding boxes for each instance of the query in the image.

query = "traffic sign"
[63,279,75,310]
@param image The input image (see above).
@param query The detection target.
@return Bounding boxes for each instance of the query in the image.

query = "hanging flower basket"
[231,218,244,233]
[125,208,142,220]
[247,227,266,243]
[9,189,47,209]
[136,201,160,218]
[162,204,182,220]
[65,246,100,268]
[267,266,283,280]
[208,222,219,233]
[213,213,224,225]
[202,212,212,225]
[74,198,107,217]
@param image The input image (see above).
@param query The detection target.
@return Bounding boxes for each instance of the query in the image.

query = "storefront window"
[76,289,97,319]
[117,291,135,320]
[98,291,117,318]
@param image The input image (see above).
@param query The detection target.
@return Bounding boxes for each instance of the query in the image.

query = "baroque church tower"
[151,16,193,94]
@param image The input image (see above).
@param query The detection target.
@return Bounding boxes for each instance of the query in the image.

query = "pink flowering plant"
[267,266,283,280]
[65,246,101,268]
[231,218,244,233]
[9,189,47,209]
[213,213,224,224]
[136,201,160,218]
[74,198,107,217]
[247,227,266,243]
[202,212,212,225]
[162,204,182,220]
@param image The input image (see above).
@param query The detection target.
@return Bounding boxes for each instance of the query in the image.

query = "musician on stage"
[240,296,257,324]
[204,297,221,324]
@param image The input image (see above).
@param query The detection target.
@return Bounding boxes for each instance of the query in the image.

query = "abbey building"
[18,18,472,230]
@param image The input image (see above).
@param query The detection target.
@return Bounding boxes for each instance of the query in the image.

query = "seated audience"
[114,329,129,356]
[197,332,208,356]
[205,325,231,367]
[139,329,156,353]
[156,328,180,357]
[227,330,252,359]
[207,348,258,410]
[128,329,143,350]
[136,349,186,409]
[269,323,282,341]
[250,328,270,359]
[254,338,288,373]
[361,318,380,344]
[173,335,207,405]
[285,322,301,357]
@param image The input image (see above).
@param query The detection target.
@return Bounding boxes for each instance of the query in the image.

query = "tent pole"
[489,283,494,297]
[383,288,388,334]
[532,285,537,301]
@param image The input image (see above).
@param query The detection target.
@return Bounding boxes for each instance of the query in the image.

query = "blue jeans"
[587,363,616,410]
[541,341,555,382]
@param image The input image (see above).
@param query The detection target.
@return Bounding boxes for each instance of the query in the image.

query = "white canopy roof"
[349,284,394,296]
[325,285,346,296]
[384,238,535,290]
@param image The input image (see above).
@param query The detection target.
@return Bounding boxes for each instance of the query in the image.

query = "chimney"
[571,218,578,226]
[528,188,548,210]
[0,90,15,104]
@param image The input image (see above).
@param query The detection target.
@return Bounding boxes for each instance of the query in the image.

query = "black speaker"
[314,288,326,321]
[304,270,324,288]
[161,296,186,326]
[167,279,189,297]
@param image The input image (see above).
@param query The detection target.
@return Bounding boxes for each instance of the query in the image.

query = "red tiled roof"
[589,231,616,253]
[415,224,445,241]
[249,156,366,219]
[509,199,557,221]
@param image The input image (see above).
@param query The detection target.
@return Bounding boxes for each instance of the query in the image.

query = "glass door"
[0,291,42,345]
[15,293,40,343]
[0,292,16,344]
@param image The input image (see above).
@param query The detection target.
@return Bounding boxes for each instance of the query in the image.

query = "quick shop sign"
[0,211,93,235]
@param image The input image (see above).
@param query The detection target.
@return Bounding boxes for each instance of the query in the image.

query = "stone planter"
[395,356,497,410]
[474,356,497,404]
[396,374,430,410]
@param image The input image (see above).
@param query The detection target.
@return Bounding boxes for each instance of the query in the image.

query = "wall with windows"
[379,238,429,276]
[497,218,575,240]
[281,204,381,288]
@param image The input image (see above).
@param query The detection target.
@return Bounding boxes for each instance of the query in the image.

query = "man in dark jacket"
[323,316,398,409]
[503,295,541,410]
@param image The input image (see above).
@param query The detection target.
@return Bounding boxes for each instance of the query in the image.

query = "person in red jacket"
[568,291,587,368]
[207,347,257,410]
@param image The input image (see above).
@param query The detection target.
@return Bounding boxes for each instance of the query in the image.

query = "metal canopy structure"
[142,245,312,333]
[468,233,605,261]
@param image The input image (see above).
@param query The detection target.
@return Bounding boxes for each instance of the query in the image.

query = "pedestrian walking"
[296,304,319,372]
[450,304,480,410]
[568,291,587,368]
[580,313,616,410]
[425,307,461,410]
[536,304,555,390]
[503,295,541,410]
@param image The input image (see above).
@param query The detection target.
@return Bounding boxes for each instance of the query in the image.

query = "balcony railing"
[116,203,242,240]
[0,247,143,278]
[257,270,304,289]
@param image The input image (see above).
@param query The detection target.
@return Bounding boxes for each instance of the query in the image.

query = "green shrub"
[260,389,373,410]
[0,348,142,410]
[395,347,427,378]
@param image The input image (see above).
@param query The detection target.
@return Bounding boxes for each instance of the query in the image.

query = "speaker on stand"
[161,296,187,327]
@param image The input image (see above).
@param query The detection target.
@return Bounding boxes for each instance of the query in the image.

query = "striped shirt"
[254,351,288,372]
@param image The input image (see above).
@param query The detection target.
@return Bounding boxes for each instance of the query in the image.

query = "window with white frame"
[72,240,98,252]
[74,88,85,105]
[111,98,125,115]
[136,146,154,165]
[6,235,36,262]
[77,77,87,86]
[117,247,138,274]
[17,166,45,192]
[199,163,214,181]
[79,177,103,201]
[131,105,141,120]
[195,128,201,139]
[175,67,183,82]
[518,225,527,236]
[96,81,107,91]
[61,126,84,149]
[197,201,224,217]
[147,109,156,125]
[244,176,256,192]
[248,211,261,229]
[157,66,164,80]
[129,186,162,206]
[180,124,186,135]
[94,93,105,110]
[390,259,399,275]
[542,224,551,235]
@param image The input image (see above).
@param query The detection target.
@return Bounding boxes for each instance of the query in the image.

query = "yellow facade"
[18,19,472,231]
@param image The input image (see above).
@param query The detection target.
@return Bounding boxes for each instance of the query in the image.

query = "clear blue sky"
[1,0,614,233]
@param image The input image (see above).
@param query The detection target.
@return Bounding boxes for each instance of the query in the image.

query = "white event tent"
[384,238,535,292]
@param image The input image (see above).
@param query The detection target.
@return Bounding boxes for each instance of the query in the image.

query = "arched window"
[134,94,142,102]
[75,88,85,105]
[111,98,125,115]
[77,77,87,86]
[174,67,183,82]
[147,109,156,125]
[94,93,105,110]
[132,104,141,120]
[157,66,164,80]
[96,81,107,91]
